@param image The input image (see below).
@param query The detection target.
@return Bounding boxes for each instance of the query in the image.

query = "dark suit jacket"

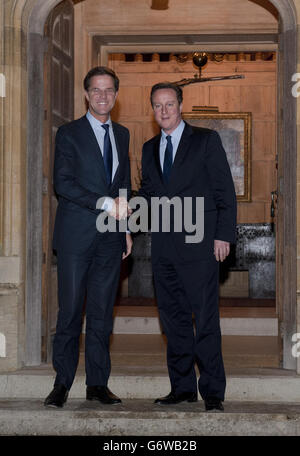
[52,115,131,254]
[139,122,237,262]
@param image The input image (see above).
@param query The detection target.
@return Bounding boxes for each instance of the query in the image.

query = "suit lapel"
[150,123,194,193]
[151,135,168,193]
[110,122,123,188]
[153,135,163,180]
[170,123,193,173]
[168,122,193,190]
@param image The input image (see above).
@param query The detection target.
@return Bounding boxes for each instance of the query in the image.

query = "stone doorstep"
[1,399,300,436]
[0,333,282,400]
[0,371,299,402]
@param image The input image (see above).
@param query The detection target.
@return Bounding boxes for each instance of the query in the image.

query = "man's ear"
[84,91,90,103]
[180,103,183,113]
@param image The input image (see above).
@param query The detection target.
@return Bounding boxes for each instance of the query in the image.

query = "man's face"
[152,88,182,134]
[85,74,118,122]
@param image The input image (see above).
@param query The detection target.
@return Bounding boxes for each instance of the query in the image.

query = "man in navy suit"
[139,82,236,411]
[44,67,132,408]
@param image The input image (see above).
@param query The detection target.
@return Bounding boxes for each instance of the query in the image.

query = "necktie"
[102,124,113,185]
[163,135,173,184]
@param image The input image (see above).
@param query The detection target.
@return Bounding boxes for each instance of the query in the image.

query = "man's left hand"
[214,240,230,262]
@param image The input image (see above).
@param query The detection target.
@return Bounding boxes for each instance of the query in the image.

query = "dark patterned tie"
[163,135,173,184]
[102,124,113,185]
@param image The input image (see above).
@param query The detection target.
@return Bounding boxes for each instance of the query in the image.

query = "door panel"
[42,0,74,362]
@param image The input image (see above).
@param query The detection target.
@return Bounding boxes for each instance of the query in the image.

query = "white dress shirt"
[159,120,185,171]
[86,110,119,179]
[86,110,119,211]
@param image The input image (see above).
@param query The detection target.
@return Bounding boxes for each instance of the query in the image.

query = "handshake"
[107,196,132,221]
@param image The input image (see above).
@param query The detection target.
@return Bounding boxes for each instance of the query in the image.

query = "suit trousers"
[52,232,123,390]
[152,237,226,400]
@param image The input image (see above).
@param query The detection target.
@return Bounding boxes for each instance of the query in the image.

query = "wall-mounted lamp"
[174,52,245,87]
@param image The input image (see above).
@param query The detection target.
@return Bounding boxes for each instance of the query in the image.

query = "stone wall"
[0,0,27,370]
[293,0,300,374]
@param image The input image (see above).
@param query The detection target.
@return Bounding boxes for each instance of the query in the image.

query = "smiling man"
[139,82,237,411]
[44,67,132,408]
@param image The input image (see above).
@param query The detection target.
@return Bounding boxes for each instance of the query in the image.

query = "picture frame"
[182,112,252,202]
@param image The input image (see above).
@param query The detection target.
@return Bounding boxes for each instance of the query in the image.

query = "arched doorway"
[24,0,297,370]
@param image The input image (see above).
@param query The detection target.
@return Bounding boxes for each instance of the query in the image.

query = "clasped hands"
[106,201,230,262]
[107,196,132,221]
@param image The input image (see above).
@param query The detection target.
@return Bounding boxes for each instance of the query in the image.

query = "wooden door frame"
[268,0,297,370]
[24,0,297,370]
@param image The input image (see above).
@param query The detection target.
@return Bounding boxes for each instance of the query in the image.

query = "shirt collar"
[86,110,112,129]
[161,119,185,141]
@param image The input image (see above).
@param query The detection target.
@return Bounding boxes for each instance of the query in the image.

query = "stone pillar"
[295,1,300,374]
[0,0,27,371]
[288,0,300,373]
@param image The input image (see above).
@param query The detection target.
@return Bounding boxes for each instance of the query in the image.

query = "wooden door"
[42,0,74,362]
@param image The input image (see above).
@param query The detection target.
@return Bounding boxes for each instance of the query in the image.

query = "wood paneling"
[81,0,278,34]
[114,87,144,117]
[108,54,277,224]
[252,161,276,201]
[252,121,276,161]
[240,85,276,117]
[220,271,249,298]
[209,86,241,112]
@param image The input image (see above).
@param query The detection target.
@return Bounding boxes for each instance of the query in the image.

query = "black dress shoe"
[154,391,197,405]
[86,386,122,404]
[44,384,68,408]
[204,396,224,411]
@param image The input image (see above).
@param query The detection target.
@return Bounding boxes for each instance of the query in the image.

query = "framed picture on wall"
[182,112,252,202]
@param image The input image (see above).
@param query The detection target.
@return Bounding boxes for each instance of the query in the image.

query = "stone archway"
[23,0,298,369]
[267,0,297,370]
[25,0,66,366]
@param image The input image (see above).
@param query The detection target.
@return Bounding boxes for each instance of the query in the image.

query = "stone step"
[0,369,299,402]
[1,399,300,436]
[109,306,279,336]
[0,332,288,402]
[0,366,298,402]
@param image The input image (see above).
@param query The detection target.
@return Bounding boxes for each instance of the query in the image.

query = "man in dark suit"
[139,82,236,411]
[44,66,132,408]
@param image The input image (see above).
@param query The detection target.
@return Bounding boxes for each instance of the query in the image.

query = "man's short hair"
[150,82,183,106]
[83,66,119,92]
